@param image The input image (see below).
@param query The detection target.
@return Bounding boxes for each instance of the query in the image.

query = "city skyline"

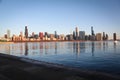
[1,26,119,41]
[0,0,120,39]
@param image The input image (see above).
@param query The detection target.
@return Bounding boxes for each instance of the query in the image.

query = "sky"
[0,0,120,39]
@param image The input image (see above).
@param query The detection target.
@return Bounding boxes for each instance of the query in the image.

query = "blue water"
[0,41,120,74]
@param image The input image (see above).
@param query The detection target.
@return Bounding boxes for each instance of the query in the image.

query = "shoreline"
[0,53,120,80]
[0,40,114,43]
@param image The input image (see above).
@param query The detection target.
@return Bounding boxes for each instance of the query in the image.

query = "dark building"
[103,32,106,40]
[79,31,85,40]
[113,33,117,41]
[54,31,58,39]
[105,34,108,40]
[73,31,76,40]
[91,26,95,36]
[34,34,39,39]
[91,26,95,40]
[25,26,28,38]
[44,32,48,38]
[102,32,108,40]
[66,34,73,40]
[85,35,89,40]
[4,34,7,39]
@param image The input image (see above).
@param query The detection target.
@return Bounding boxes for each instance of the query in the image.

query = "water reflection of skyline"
[0,41,119,57]
[25,43,28,56]
[91,42,94,56]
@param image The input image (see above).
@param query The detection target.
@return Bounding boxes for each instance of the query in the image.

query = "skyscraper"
[7,29,10,39]
[91,26,95,40]
[25,26,28,38]
[76,27,79,40]
[55,31,57,39]
[39,32,44,40]
[91,26,94,36]
[96,33,102,41]
[103,32,105,40]
[73,31,76,40]
[79,31,85,40]
[106,34,108,40]
[113,33,117,41]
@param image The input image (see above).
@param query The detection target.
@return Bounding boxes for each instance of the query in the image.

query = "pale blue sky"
[0,0,120,39]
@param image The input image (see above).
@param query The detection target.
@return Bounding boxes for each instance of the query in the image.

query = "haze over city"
[0,0,120,39]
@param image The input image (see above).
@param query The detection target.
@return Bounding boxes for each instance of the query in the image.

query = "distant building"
[7,29,10,39]
[102,32,106,40]
[96,33,102,41]
[67,34,73,40]
[91,26,95,40]
[34,34,39,39]
[4,34,7,39]
[49,34,54,40]
[25,26,28,38]
[113,33,117,41]
[79,31,85,40]
[91,26,95,36]
[44,32,48,40]
[59,34,65,40]
[102,32,108,40]
[76,27,79,40]
[19,32,23,41]
[73,31,76,40]
[20,32,23,37]
[45,32,48,37]
[32,32,35,38]
[54,31,58,39]
[85,35,90,40]
[106,34,108,40]
[39,32,44,40]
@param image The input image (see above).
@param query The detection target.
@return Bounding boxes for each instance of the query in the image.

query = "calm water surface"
[0,41,120,74]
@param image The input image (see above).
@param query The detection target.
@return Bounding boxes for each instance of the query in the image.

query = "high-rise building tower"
[25,26,28,38]
[103,32,105,40]
[79,31,85,40]
[91,26,94,36]
[113,33,117,41]
[106,34,108,40]
[55,31,57,39]
[7,29,10,39]
[76,27,79,40]
[73,31,76,40]
[91,26,95,40]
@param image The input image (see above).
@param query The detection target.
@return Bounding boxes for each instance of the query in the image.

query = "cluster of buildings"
[66,26,109,41]
[0,26,118,42]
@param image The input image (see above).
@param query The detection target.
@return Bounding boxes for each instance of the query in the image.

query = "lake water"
[0,41,120,75]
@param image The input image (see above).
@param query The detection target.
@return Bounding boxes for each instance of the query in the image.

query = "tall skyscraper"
[91,26,95,40]
[73,31,76,40]
[55,31,57,39]
[7,29,10,39]
[103,32,106,40]
[113,33,117,41]
[25,26,28,38]
[106,34,108,40]
[76,27,79,40]
[79,31,85,40]
[91,26,94,36]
